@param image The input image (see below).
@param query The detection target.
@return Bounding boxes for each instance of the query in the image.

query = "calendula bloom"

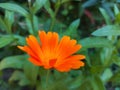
[18,31,85,72]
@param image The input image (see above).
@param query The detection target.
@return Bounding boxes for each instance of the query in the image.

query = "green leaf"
[25,18,34,34]
[13,35,26,45]
[44,0,54,18]
[23,60,39,86]
[0,17,7,31]
[110,70,120,86]
[0,55,27,70]
[32,0,47,14]
[92,25,120,36]
[101,68,113,83]
[61,0,70,4]
[82,0,97,8]
[9,70,30,86]
[112,55,120,67]
[69,74,85,89]
[5,10,14,26]
[0,3,29,17]
[115,13,120,24]
[63,19,80,38]
[99,8,111,24]
[114,4,119,15]
[25,15,39,34]
[0,35,15,48]
[79,75,105,90]
[33,15,39,32]
[4,10,14,33]
[79,37,112,51]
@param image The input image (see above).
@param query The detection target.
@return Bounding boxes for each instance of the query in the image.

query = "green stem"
[45,70,50,90]
[49,0,61,31]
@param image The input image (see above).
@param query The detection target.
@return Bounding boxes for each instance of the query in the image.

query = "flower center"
[49,58,57,67]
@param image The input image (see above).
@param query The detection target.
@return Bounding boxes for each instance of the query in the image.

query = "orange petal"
[26,35,43,57]
[56,36,70,57]
[18,46,39,60]
[48,32,59,51]
[39,31,47,48]
[58,44,81,60]
[39,31,50,65]
[17,46,26,51]
[29,58,42,66]
[56,36,81,60]
[71,61,84,69]
[55,55,85,66]
[47,32,59,58]
[55,64,71,72]
[55,60,84,72]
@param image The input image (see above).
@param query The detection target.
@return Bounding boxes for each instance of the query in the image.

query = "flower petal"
[17,46,39,60]
[29,58,42,66]
[55,64,71,72]
[71,60,84,69]
[26,35,43,57]
[39,31,49,65]
[55,55,85,66]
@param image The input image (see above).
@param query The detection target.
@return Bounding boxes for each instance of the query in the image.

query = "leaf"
[101,68,113,83]
[9,70,30,86]
[79,37,112,51]
[0,3,29,17]
[69,74,85,89]
[82,0,97,8]
[117,0,120,3]
[44,0,54,18]
[4,10,14,33]
[25,18,34,34]
[63,19,80,38]
[5,10,14,26]
[61,0,70,4]
[101,2,114,20]
[0,17,7,31]
[112,55,120,67]
[99,8,111,24]
[23,60,39,86]
[13,35,26,45]
[110,70,120,86]
[0,55,27,70]
[115,13,120,24]
[33,15,39,32]
[79,75,105,90]
[32,0,47,14]
[92,25,120,36]
[114,4,119,15]
[0,35,15,48]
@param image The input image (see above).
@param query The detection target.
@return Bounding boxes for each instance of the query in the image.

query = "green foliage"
[63,19,80,38]
[32,0,47,14]
[0,3,29,17]
[110,70,120,86]
[92,25,120,36]
[9,70,30,86]
[99,7,111,24]
[0,55,27,70]
[0,35,15,48]
[79,75,105,90]
[0,0,120,90]
[79,37,112,51]
[23,61,39,86]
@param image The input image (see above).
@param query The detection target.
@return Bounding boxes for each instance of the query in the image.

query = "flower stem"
[49,0,61,31]
[45,70,50,90]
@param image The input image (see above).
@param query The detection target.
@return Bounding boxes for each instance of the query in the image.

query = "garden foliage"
[0,0,120,90]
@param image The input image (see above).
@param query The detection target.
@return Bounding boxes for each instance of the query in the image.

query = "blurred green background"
[0,0,120,90]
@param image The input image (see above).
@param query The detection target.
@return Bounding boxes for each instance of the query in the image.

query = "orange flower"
[18,31,85,72]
